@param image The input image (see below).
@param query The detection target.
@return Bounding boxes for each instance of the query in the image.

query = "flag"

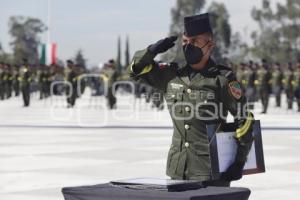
[39,43,57,65]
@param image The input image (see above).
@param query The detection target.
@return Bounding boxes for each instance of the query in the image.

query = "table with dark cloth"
[62,183,251,200]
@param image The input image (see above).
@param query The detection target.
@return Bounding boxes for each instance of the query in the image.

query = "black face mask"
[183,40,209,65]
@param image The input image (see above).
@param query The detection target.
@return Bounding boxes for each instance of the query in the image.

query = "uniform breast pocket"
[195,91,218,121]
[165,88,184,115]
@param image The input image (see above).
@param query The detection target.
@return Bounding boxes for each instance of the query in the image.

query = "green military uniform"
[19,65,32,106]
[242,65,256,110]
[129,48,254,184]
[38,67,46,99]
[66,67,78,107]
[256,64,272,113]
[13,67,20,96]
[283,66,294,109]
[293,66,300,112]
[101,64,118,109]
[3,67,13,99]
[271,65,283,107]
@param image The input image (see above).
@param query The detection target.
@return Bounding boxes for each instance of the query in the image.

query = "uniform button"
[187,88,192,94]
[185,106,191,112]
[185,142,189,148]
[171,94,175,98]
[184,124,190,130]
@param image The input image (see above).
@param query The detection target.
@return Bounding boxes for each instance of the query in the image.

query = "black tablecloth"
[62,183,251,200]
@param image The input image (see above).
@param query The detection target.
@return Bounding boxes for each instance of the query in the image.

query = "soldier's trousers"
[5,83,12,99]
[22,86,30,106]
[286,89,294,109]
[259,90,269,113]
[106,87,116,109]
[67,87,77,107]
[273,86,281,107]
[14,83,20,96]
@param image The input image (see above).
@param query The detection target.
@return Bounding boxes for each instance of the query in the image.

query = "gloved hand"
[148,36,177,56]
[221,160,245,182]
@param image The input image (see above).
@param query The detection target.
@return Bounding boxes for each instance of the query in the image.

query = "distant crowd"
[0,58,300,113]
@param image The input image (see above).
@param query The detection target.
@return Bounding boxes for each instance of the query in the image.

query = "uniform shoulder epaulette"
[217,64,236,81]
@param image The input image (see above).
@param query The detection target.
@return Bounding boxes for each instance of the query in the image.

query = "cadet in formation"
[19,59,32,107]
[283,62,295,110]
[66,60,79,108]
[242,61,256,110]
[100,59,118,109]
[129,13,254,186]
[271,62,283,107]
[256,59,272,114]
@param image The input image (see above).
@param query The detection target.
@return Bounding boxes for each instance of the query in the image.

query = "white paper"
[216,132,257,173]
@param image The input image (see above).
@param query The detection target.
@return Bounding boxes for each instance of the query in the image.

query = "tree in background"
[251,0,279,62]
[276,0,300,61]
[9,16,46,64]
[125,35,130,68]
[0,41,14,63]
[207,2,231,63]
[227,32,249,63]
[162,0,206,64]
[74,49,87,68]
[251,0,300,63]
[116,36,122,71]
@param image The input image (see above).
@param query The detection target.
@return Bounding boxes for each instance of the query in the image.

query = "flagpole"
[47,0,51,43]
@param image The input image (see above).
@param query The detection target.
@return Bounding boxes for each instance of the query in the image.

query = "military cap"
[184,13,212,37]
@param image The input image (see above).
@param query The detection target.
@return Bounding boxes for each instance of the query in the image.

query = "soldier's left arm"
[218,70,254,164]
[216,68,255,182]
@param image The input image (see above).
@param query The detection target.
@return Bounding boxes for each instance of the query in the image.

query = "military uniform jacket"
[129,48,253,181]
[256,67,272,93]
[19,67,32,88]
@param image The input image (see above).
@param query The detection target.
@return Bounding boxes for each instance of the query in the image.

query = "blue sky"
[0,0,284,66]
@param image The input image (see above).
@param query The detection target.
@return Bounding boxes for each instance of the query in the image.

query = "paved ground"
[0,92,300,200]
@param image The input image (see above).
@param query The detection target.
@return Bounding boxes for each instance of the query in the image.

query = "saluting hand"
[148,36,178,56]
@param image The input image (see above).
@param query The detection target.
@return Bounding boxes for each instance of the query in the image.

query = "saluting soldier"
[129,13,254,186]
[271,62,283,107]
[283,62,295,110]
